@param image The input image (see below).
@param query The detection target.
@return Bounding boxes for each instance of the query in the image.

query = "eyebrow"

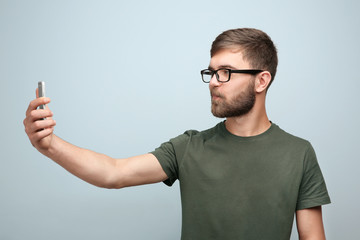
[208,64,237,70]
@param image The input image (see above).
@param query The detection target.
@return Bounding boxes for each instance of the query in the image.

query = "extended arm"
[296,206,326,240]
[23,92,168,189]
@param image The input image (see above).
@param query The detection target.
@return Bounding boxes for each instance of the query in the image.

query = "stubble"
[211,79,256,118]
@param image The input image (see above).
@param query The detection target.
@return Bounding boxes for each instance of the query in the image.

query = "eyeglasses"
[200,68,263,83]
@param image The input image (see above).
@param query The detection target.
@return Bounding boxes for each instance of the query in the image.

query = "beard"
[211,79,256,118]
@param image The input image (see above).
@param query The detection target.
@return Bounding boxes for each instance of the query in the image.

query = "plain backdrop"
[1,0,359,239]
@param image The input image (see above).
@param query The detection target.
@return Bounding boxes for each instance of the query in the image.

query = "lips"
[212,95,221,101]
[211,89,221,97]
[211,91,222,102]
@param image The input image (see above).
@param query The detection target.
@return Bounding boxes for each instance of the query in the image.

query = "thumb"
[44,98,53,120]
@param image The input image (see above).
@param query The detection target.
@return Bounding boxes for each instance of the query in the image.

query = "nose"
[209,74,220,88]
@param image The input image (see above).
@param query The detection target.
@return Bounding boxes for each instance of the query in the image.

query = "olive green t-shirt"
[152,122,330,240]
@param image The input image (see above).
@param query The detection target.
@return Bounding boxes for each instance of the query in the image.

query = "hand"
[24,88,56,152]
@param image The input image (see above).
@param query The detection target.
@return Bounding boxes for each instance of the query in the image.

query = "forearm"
[42,135,117,188]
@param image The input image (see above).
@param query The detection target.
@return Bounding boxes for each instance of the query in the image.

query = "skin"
[296,206,326,240]
[23,49,326,239]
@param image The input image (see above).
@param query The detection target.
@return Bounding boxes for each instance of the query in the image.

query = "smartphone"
[38,81,46,110]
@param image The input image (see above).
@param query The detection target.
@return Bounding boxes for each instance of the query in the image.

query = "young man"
[24,28,330,240]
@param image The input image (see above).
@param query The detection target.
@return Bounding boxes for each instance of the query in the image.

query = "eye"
[202,69,213,76]
[217,69,230,77]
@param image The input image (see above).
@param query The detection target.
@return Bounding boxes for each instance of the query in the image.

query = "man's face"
[209,49,256,118]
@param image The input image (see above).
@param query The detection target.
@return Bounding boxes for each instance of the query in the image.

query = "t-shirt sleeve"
[296,143,331,210]
[151,131,195,186]
[151,141,179,186]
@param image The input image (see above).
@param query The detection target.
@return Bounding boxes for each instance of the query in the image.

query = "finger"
[35,88,48,110]
[28,109,53,122]
[24,117,55,136]
[45,102,52,111]
[35,88,47,108]
[29,119,56,134]
[26,97,51,116]
[30,127,54,142]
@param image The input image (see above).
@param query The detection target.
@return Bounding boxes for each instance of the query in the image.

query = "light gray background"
[1,0,359,239]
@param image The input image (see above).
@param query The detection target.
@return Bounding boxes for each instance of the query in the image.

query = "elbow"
[96,157,135,189]
[94,181,124,189]
[103,182,125,189]
[101,172,127,189]
[97,158,127,189]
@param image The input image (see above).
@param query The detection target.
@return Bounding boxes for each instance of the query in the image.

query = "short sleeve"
[296,144,331,210]
[152,141,179,186]
[151,130,197,186]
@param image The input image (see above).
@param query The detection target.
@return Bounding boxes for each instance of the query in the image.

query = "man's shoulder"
[271,123,312,149]
[185,122,222,137]
[169,122,222,144]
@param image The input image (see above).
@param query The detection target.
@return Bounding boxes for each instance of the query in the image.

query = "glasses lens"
[201,70,212,83]
[217,69,230,82]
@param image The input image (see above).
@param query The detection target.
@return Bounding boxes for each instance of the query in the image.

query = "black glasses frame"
[200,68,263,83]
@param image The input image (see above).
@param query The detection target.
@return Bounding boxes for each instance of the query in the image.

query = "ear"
[255,71,271,93]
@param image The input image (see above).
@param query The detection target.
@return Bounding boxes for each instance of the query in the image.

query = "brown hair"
[211,28,278,89]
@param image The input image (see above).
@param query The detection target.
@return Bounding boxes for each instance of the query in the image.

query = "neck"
[224,95,271,137]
